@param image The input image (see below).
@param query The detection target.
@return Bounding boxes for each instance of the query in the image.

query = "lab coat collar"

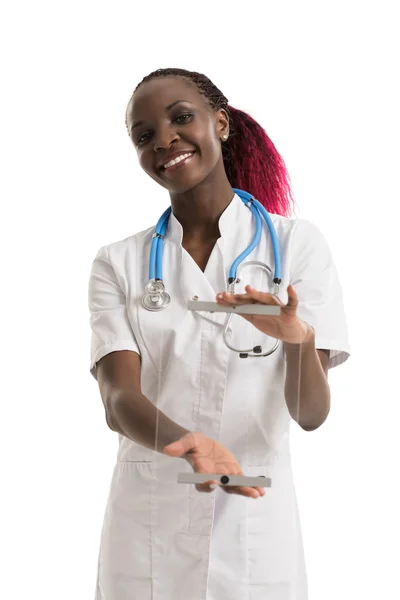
[165,192,260,328]
[166,191,250,244]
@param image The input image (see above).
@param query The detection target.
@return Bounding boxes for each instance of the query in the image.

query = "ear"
[214,108,229,139]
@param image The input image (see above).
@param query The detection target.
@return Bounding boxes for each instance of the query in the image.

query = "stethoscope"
[142,188,282,358]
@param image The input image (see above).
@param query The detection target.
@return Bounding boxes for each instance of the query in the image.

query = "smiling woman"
[88,67,350,600]
[125,68,293,217]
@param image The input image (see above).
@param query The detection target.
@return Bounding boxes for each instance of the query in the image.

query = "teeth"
[163,153,193,169]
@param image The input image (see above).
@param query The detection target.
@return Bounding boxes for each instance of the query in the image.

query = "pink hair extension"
[224,105,294,216]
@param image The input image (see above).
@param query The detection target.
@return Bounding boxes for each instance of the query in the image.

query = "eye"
[137,132,151,145]
[136,113,193,145]
[174,113,193,123]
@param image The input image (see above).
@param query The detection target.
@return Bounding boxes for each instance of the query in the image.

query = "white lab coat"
[88,193,350,600]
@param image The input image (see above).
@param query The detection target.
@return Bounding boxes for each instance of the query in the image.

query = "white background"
[1,1,399,599]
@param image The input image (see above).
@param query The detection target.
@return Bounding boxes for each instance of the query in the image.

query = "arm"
[98,350,265,498]
[284,324,330,431]
[96,350,190,452]
[88,248,187,451]
[282,219,350,431]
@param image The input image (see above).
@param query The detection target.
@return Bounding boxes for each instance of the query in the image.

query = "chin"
[155,172,207,195]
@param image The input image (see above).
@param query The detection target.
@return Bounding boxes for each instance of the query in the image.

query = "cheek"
[137,150,167,187]
[137,150,152,174]
[207,140,223,170]
[199,129,221,167]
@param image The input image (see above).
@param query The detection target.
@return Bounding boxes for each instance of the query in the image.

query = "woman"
[88,67,350,600]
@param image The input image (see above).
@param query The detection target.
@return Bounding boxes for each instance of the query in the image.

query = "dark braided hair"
[128,68,294,217]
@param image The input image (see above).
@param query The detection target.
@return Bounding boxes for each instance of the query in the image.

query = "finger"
[235,487,260,498]
[286,284,298,308]
[216,291,262,306]
[245,286,284,305]
[223,486,261,498]
[239,487,265,497]
[226,484,266,497]
[216,292,228,301]
[195,480,218,493]
[216,292,252,304]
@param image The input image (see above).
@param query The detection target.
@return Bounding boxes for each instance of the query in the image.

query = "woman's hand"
[216,284,313,345]
[164,432,265,499]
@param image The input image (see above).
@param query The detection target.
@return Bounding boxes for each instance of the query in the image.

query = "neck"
[170,176,234,240]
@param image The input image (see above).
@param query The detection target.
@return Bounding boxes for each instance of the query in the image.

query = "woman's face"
[126,76,229,194]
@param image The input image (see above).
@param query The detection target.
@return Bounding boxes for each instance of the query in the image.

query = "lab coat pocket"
[246,465,297,584]
[149,456,195,537]
[99,462,153,581]
[174,461,214,537]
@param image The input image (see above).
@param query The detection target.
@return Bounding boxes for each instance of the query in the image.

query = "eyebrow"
[130,100,192,131]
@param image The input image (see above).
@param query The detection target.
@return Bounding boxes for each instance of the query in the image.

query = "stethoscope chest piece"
[142,280,171,311]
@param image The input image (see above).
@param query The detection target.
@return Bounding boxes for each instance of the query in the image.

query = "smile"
[162,152,195,172]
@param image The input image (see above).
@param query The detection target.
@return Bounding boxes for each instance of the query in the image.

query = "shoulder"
[92,224,154,265]
[268,215,333,279]
[269,214,329,251]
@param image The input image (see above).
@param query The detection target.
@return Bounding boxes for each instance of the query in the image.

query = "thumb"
[164,432,196,457]
[286,284,298,308]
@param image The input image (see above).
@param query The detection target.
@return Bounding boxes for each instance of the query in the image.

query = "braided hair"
[127,68,294,217]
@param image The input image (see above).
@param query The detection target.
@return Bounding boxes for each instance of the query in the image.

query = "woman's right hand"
[164,432,265,499]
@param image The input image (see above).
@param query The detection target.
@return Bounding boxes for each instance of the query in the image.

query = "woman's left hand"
[216,284,313,345]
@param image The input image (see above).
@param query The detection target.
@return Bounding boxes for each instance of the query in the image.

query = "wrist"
[301,322,315,345]
[285,321,315,351]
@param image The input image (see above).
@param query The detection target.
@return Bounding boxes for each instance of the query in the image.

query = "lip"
[157,150,196,171]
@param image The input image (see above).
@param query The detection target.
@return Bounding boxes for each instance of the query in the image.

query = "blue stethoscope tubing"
[149,188,282,285]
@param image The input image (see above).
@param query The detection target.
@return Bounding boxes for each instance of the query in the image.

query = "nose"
[153,124,180,151]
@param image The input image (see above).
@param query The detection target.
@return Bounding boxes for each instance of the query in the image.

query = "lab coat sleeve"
[289,219,350,369]
[88,244,141,380]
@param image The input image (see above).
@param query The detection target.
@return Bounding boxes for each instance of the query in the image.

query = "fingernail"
[209,484,217,490]
[217,294,223,300]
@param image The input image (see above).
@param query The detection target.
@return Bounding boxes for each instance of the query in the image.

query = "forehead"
[128,76,209,124]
